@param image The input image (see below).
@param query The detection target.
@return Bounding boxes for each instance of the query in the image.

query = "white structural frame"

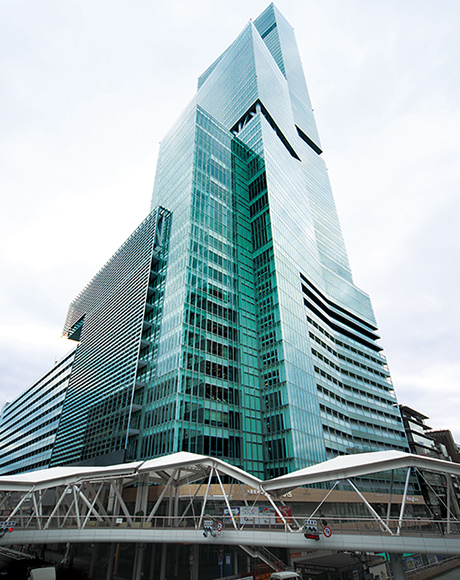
[0,450,459,554]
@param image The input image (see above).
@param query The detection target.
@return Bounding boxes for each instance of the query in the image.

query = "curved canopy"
[1,450,459,495]
[263,450,460,494]
[0,461,143,492]
[0,452,262,492]
[138,451,262,488]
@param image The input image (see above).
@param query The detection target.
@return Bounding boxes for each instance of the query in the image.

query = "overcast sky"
[1,0,459,441]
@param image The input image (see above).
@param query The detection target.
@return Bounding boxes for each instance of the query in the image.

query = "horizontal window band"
[300,271,378,332]
[304,297,383,353]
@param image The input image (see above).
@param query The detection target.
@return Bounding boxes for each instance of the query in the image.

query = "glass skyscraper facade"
[0,4,409,486]
[144,4,408,481]
[0,349,75,474]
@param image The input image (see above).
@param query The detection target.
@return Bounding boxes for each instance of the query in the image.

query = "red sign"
[323,526,332,538]
[275,506,292,524]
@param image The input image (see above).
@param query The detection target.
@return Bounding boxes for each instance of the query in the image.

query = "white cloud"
[394,364,460,441]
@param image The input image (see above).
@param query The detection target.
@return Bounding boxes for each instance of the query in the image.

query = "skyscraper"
[1,4,409,484]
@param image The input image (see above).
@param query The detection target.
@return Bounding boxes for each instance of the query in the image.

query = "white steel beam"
[215,469,237,530]
[346,478,393,535]
[198,467,214,529]
[109,480,133,526]
[146,470,177,522]
[396,468,411,536]
[44,485,71,530]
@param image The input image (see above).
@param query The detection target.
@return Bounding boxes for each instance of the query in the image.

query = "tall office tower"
[1,4,409,483]
[144,3,409,481]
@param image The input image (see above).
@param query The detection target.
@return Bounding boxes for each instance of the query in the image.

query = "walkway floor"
[430,569,460,579]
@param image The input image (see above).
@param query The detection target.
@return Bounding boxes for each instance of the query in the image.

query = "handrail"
[4,514,459,538]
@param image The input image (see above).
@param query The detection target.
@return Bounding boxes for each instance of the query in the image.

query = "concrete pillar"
[131,474,149,580]
[67,543,76,570]
[389,553,406,580]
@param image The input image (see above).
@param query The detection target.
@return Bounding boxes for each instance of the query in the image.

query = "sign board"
[240,506,258,525]
[276,505,292,524]
[259,506,275,525]
[203,519,215,537]
[223,507,239,523]
[304,519,319,541]
[323,526,332,538]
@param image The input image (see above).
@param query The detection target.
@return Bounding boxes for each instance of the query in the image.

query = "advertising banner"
[223,507,239,523]
[240,506,259,525]
[275,505,292,524]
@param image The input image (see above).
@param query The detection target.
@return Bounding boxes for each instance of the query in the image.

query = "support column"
[67,543,76,570]
[389,553,406,580]
[397,468,411,535]
[160,543,167,580]
[190,544,199,580]
[148,544,156,580]
[386,470,394,526]
[132,474,149,580]
[114,543,121,577]
[105,543,116,580]
[174,545,179,577]
[132,543,146,580]
[88,543,99,579]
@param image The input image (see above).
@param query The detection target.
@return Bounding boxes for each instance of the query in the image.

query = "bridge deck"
[1,516,459,556]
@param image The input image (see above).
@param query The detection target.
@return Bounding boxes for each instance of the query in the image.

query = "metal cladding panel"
[63,214,159,337]
[51,210,164,466]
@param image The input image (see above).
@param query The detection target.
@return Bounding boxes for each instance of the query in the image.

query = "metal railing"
[4,514,460,538]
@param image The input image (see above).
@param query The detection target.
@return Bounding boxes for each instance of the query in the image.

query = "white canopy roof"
[263,450,460,494]
[1,450,458,495]
[0,452,262,492]
[138,451,262,488]
[0,461,143,492]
